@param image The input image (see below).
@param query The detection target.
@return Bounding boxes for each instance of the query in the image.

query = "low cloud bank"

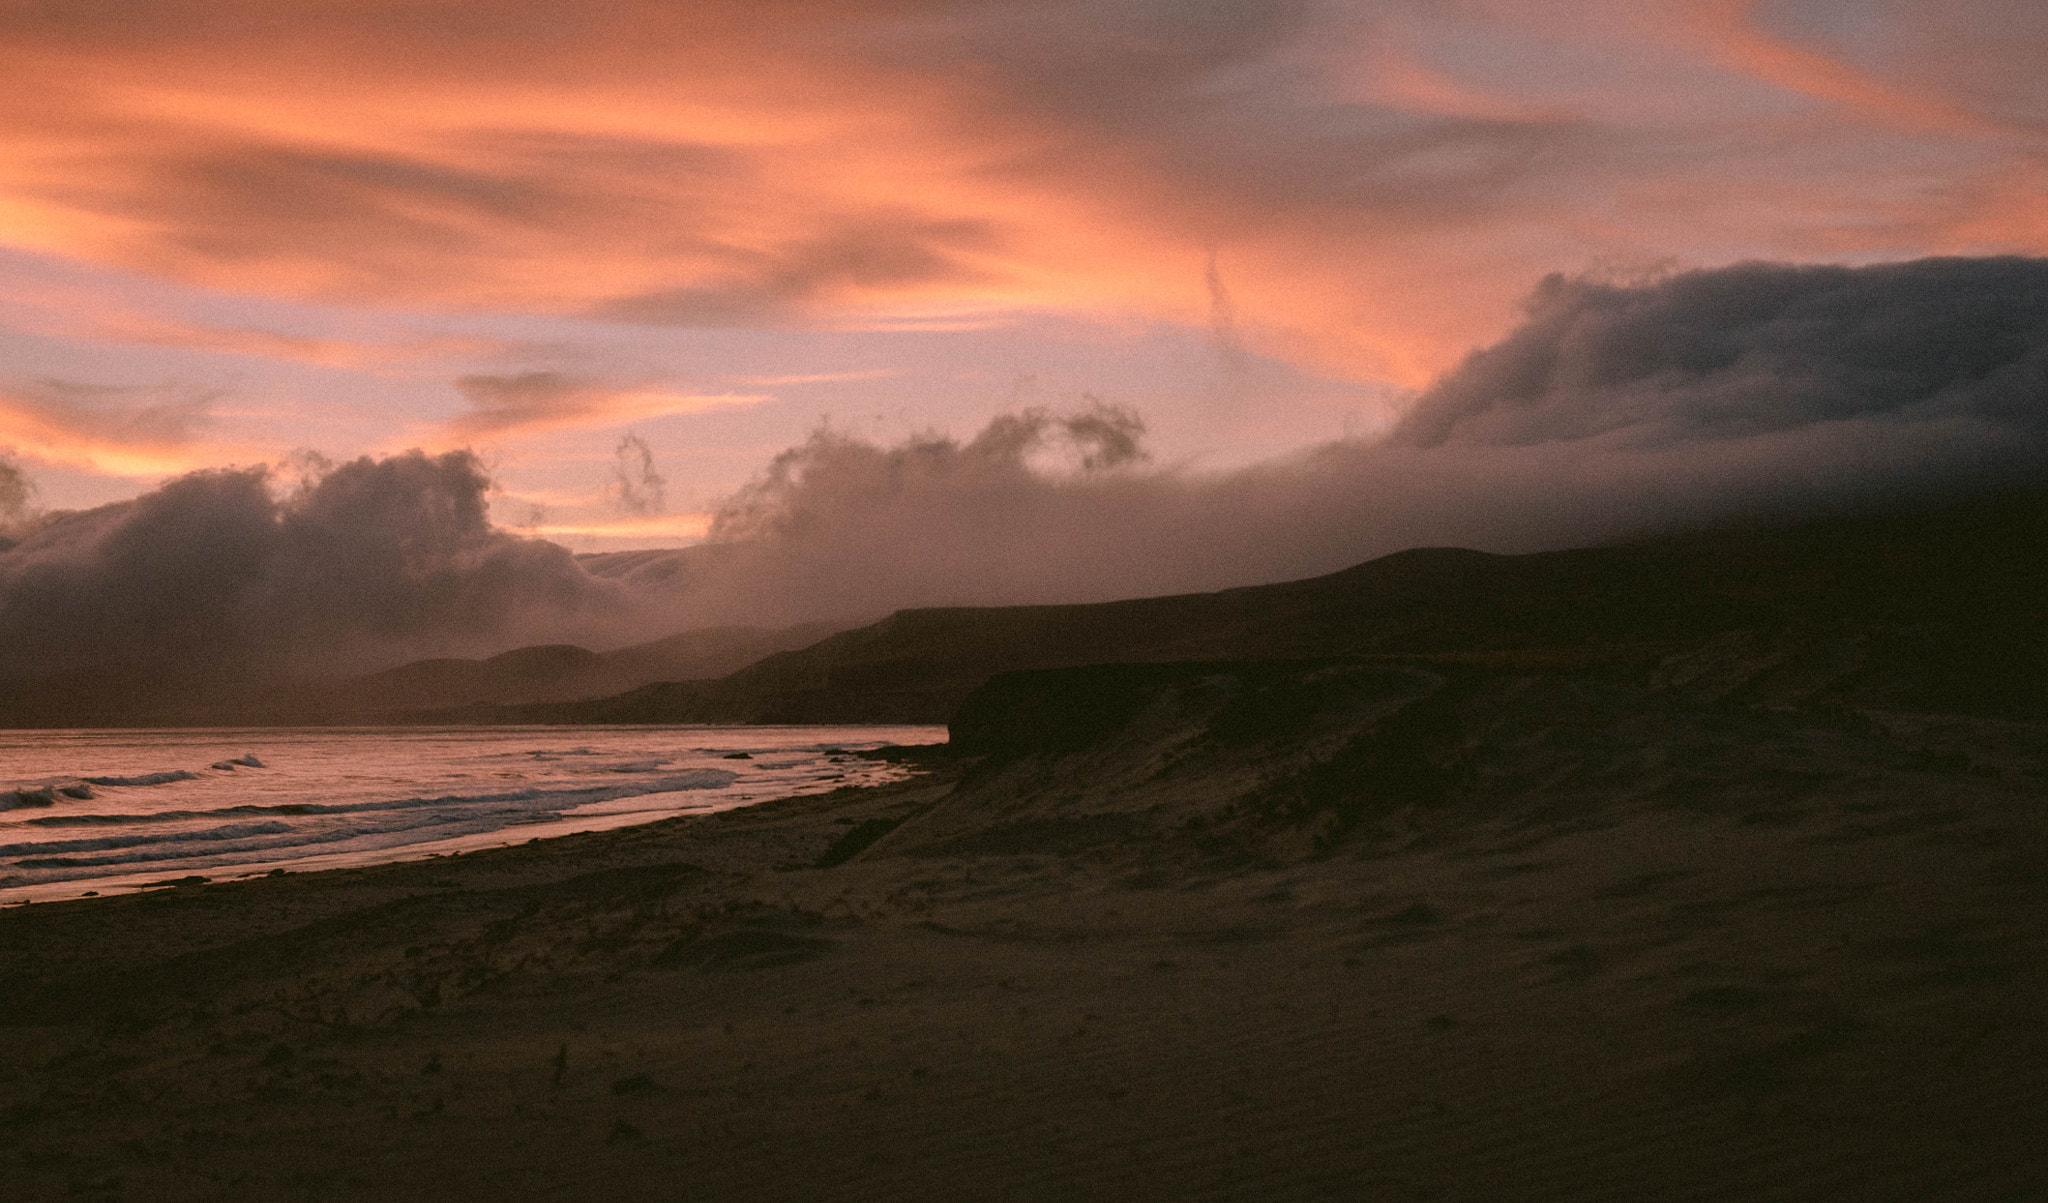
[614,256,2048,626]
[1393,256,2048,451]
[5,256,2045,685]
[0,450,626,683]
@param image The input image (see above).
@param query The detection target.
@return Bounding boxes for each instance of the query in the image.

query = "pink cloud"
[444,372,767,440]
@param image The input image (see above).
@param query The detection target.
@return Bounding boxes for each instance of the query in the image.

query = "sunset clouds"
[1,1,2046,545]
[6,256,2045,686]
[0,379,231,477]
[575,257,2048,629]
[445,373,767,440]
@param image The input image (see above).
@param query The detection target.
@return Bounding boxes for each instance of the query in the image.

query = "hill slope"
[229,622,847,725]
[506,489,2048,725]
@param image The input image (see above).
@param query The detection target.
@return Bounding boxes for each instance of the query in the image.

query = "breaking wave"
[0,725,939,896]
[3,771,742,868]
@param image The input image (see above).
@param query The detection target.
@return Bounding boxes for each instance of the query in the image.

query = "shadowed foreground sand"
[2,665,2046,1201]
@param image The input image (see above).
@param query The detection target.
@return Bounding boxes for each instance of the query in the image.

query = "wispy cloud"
[445,372,767,440]
[5,0,2047,396]
[83,312,500,371]
[0,254,503,371]
[1688,0,2013,139]
[531,514,712,541]
[0,379,245,476]
[608,432,666,516]
[727,369,899,387]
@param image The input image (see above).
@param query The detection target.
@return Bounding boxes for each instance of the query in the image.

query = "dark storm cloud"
[0,450,626,682]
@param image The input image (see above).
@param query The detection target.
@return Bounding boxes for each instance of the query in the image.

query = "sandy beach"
[2,664,2044,1201]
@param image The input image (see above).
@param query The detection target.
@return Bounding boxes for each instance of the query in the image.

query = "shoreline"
[0,793,739,907]
[0,725,942,906]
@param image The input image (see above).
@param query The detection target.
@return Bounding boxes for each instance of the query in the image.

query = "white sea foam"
[81,771,198,787]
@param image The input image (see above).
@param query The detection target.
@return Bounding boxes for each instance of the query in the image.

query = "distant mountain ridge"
[3,490,2039,728]
[247,621,845,724]
[482,488,2048,726]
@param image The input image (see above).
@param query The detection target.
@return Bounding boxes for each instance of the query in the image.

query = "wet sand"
[2,670,2046,1201]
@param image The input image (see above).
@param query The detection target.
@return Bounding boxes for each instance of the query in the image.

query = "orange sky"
[3,0,2045,546]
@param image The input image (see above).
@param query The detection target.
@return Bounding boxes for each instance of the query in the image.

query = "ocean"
[0,724,945,903]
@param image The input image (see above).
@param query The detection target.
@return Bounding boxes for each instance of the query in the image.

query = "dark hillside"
[506,488,2048,725]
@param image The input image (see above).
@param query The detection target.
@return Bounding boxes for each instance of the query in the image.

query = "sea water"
[0,724,944,903]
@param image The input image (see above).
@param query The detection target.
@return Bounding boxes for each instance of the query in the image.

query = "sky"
[4,0,2047,550]
[6,0,2048,693]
